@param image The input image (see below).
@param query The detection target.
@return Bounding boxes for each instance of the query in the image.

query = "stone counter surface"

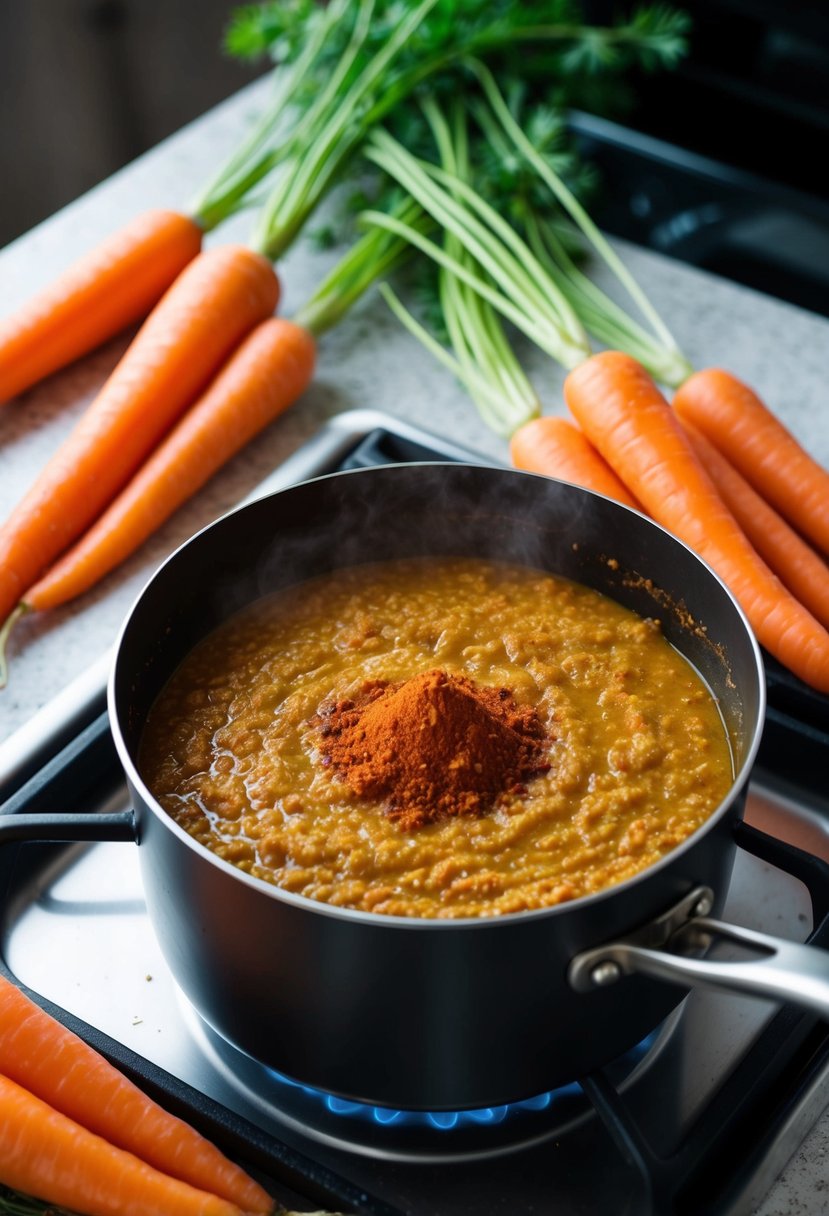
[1,80,828,1212]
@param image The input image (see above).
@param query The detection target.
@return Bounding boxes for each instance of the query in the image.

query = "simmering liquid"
[140,557,734,918]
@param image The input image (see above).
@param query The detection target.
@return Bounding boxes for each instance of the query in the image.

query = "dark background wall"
[0,0,263,248]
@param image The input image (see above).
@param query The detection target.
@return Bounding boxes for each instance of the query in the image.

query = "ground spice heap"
[317,669,549,830]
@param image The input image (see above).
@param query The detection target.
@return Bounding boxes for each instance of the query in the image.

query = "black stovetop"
[2,412,829,1216]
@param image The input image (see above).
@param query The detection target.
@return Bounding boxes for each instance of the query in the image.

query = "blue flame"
[268,1032,654,1132]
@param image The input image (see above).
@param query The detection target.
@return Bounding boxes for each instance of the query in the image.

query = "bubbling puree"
[140,557,733,919]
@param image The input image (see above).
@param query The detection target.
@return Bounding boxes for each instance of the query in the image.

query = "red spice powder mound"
[316,669,550,830]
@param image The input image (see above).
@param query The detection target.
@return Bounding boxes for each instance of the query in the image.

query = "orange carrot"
[0,1073,246,1216]
[680,419,829,632]
[509,415,641,509]
[564,351,829,693]
[0,210,203,405]
[0,245,279,628]
[673,368,829,557]
[24,318,316,613]
[0,947,272,1212]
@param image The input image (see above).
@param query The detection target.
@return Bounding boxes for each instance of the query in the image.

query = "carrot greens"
[284,4,693,436]
[295,66,693,433]
[200,0,694,439]
[293,192,427,336]
[365,128,591,369]
[216,1,691,258]
[375,99,544,435]
[360,66,692,391]
[418,98,541,433]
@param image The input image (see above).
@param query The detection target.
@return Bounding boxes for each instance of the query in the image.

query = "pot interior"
[113,462,765,793]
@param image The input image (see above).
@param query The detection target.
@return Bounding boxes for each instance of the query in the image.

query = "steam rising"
[120,464,761,758]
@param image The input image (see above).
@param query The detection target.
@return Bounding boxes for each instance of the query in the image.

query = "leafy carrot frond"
[224,0,321,61]
[231,0,690,258]
[623,5,692,70]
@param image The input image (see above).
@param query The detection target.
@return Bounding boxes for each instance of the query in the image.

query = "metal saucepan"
[7,463,829,1110]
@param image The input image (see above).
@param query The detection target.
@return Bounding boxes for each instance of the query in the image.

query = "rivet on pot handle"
[568,885,829,1020]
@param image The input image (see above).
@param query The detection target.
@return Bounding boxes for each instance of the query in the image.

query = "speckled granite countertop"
[1,79,828,1213]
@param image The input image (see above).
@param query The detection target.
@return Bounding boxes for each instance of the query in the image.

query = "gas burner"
[181,994,677,1163]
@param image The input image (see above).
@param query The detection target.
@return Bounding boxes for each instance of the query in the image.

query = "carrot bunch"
[511,352,829,694]
[0,975,273,1216]
[0,242,317,685]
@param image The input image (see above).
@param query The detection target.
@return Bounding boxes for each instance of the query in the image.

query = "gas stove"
[2,412,828,1216]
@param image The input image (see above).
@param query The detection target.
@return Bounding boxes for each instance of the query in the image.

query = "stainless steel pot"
[7,463,829,1110]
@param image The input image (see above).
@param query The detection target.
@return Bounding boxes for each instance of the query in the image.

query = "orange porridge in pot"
[139,557,734,919]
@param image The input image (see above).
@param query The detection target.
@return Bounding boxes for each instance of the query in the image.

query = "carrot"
[509,415,641,509]
[680,419,829,632]
[0,965,272,1212]
[0,1073,247,1216]
[0,210,203,406]
[673,368,829,557]
[23,318,316,613]
[0,245,279,629]
[564,351,829,693]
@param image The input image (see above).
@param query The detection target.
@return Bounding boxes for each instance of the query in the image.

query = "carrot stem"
[0,245,279,632]
[674,368,829,558]
[24,319,316,614]
[252,0,439,259]
[469,60,689,373]
[190,0,352,229]
[377,283,517,427]
[425,98,539,433]
[293,193,424,336]
[524,213,690,387]
[362,133,589,368]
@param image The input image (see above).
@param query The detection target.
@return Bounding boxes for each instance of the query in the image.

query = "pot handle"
[568,886,829,1019]
[0,811,137,844]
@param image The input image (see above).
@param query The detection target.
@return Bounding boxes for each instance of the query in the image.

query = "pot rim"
[108,461,767,931]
